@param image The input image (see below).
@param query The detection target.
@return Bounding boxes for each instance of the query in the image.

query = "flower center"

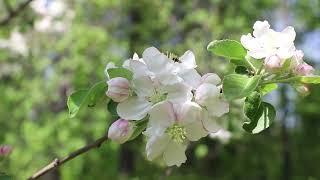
[148,90,167,104]
[166,124,187,143]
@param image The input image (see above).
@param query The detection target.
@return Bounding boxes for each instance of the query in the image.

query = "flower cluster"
[105,47,229,166]
[241,20,314,76]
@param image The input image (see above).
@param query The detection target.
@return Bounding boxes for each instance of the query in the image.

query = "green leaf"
[128,120,148,141]
[107,68,133,80]
[207,39,247,60]
[243,102,276,134]
[67,81,108,118]
[0,173,11,180]
[235,66,249,75]
[299,76,320,84]
[107,100,118,117]
[243,91,262,120]
[260,83,278,96]
[223,74,261,100]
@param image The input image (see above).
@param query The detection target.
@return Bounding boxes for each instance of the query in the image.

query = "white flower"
[108,119,134,144]
[31,0,66,17]
[0,30,28,56]
[117,76,192,120]
[106,77,130,102]
[194,73,229,132]
[104,62,117,80]
[145,101,208,166]
[124,47,185,85]
[241,20,296,60]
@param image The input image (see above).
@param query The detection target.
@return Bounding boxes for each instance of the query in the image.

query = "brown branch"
[28,134,109,180]
[0,0,34,26]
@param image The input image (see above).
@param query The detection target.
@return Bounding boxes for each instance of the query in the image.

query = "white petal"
[146,133,170,161]
[201,73,221,85]
[149,101,176,128]
[179,69,202,89]
[142,47,161,62]
[163,140,187,167]
[104,62,117,79]
[185,121,208,141]
[132,76,155,97]
[165,83,193,103]
[253,20,270,37]
[179,50,197,69]
[201,110,221,133]
[177,101,202,125]
[206,98,230,117]
[195,83,220,106]
[117,97,152,120]
[132,53,139,60]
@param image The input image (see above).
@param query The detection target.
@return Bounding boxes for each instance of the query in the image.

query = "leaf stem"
[261,77,299,85]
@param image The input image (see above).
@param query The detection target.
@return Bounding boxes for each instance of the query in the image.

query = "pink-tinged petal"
[108,119,134,144]
[163,140,187,167]
[117,97,152,120]
[205,98,230,117]
[106,77,130,102]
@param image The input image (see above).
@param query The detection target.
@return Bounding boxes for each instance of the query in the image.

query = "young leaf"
[235,66,249,75]
[243,102,276,134]
[260,83,278,96]
[107,68,133,80]
[223,74,261,100]
[243,91,262,120]
[67,81,108,118]
[107,100,118,117]
[207,39,247,60]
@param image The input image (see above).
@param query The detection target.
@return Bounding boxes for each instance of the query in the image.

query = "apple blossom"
[106,77,130,102]
[108,119,134,144]
[145,101,208,166]
[241,20,296,60]
[294,62,314,76]
[116,76,192,120]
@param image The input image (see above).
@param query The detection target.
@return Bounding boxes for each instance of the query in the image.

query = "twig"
[0,0,34,26]
[28,134,108,180]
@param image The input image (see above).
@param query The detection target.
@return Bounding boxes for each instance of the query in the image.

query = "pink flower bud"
[0,145,13,156]
[264,55,282,71]
[106,77,130,102]
[295,85,310,96]
[294,62,314,76]
[108,119,134,144]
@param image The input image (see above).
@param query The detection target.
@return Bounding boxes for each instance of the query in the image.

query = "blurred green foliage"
[0,0,319,179]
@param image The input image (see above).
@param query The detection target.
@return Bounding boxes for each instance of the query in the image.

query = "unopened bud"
[296,85,310,96]
[108,119,134,144]
[264,55,282,71]
[294,62,314,76]
[0,145,12,156]
[106,77,130,102]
